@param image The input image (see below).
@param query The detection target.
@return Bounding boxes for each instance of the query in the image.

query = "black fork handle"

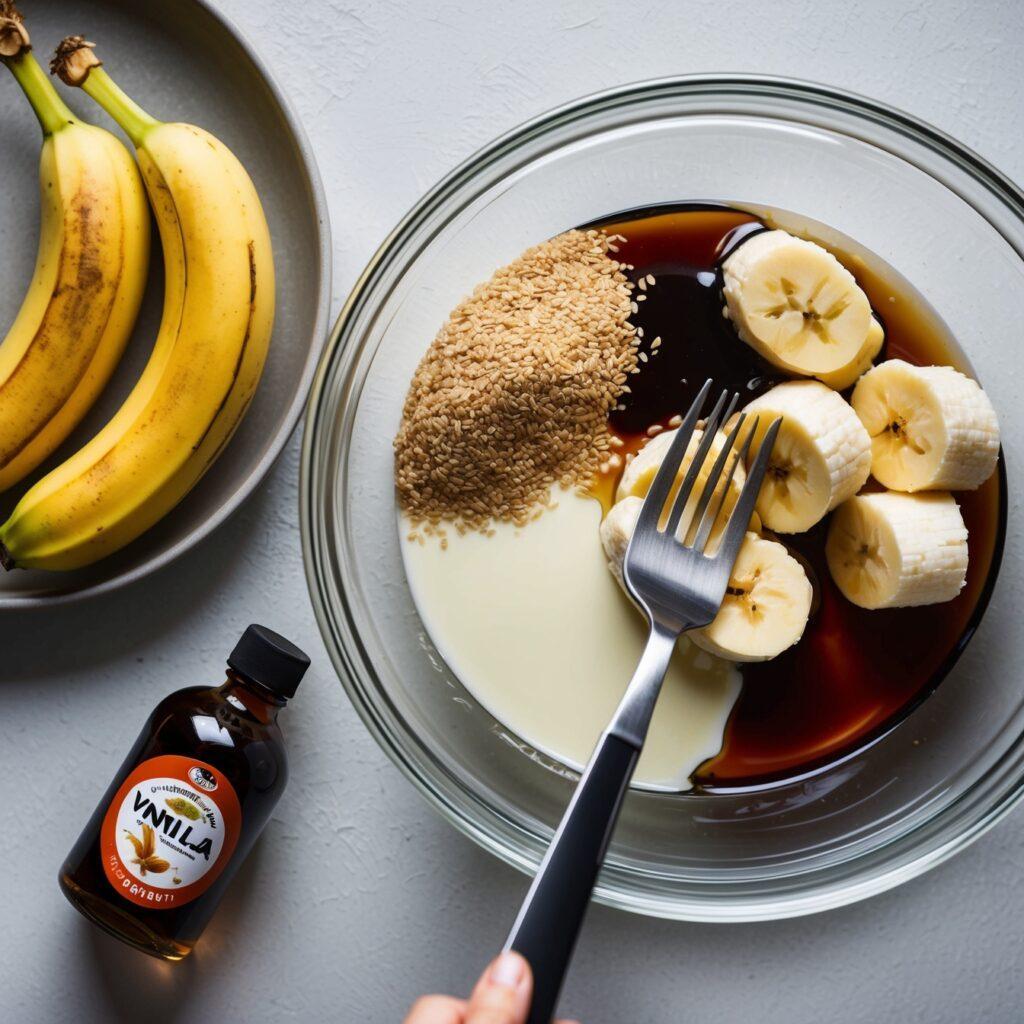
[506,731,640,1024]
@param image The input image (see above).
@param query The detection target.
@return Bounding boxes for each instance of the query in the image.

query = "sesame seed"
[647,424,664,437]
[394,229,638,533]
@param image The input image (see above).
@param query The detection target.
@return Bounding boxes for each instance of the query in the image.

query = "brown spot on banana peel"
[58,164,186,496]
[0,190,123,470]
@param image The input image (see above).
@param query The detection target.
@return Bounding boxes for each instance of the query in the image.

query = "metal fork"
[503,380,782,1024]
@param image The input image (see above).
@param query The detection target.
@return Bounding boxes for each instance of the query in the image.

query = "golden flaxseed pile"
[394,229,638,532]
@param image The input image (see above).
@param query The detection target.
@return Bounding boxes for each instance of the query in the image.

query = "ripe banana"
[0,11,149,492]
[826,490,968,609]
[722,229,873,377]
[616,426,760,544]
[0,40,274,571]
[737,380,871,533]
[850,359,999,492]
[600,497,812,661]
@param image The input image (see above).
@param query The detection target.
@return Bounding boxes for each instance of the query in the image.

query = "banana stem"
[79,66,158,147]
[5,51,76,136]
[0,541,14,572]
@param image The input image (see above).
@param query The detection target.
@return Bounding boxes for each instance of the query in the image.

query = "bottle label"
[100,754,242,910]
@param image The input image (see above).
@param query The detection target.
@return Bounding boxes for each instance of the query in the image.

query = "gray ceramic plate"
[0,0,330,609]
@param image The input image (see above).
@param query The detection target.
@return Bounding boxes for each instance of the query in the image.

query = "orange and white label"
[100,755,241,909]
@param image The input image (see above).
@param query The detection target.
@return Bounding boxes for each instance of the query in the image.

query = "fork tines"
[635,379,782,559]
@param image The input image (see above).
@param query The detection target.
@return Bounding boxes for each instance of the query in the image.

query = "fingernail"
[490,952,526,989]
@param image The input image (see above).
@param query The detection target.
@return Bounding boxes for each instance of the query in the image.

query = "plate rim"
[0,0,332,610]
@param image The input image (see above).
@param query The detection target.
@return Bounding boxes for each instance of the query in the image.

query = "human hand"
[403,952,579,1024]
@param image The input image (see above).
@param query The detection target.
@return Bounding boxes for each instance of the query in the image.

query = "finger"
[465,952,532,1024]
[403,994,467,1024]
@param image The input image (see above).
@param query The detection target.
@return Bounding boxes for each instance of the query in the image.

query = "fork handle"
[505,730,639,1023]
[504,625,678,1021]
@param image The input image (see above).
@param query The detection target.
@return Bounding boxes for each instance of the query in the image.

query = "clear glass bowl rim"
[300,74,1024,921]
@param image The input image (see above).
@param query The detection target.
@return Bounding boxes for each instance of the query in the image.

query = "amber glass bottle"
[59,625,310,960]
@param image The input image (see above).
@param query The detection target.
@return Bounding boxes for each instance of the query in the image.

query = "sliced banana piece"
[850,359,999,492]
[690,532,812,662]
[722,230,873,375]
[616,426,759,542]
[600,500,812,661]
[826,490,968,609]
[738,381,871,533]
[815,315,884,392]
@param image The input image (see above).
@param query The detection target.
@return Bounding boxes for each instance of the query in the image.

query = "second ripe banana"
[0,38,275,572]
[0,7,149,494]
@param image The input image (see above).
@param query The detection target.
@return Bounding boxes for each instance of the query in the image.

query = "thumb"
[465,951,532,1024]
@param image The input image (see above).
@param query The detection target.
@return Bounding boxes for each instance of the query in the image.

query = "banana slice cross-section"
[737,380,871,534]
[690,532,813,662]
[825,490,968,609]
[600,498,812,661]
[722,229,873,376]
[851,359,999,492]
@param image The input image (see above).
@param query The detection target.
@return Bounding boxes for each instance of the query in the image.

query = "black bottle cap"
[228,625,310,699]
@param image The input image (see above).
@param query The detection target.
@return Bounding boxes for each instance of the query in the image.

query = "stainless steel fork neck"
[606,622,684,750]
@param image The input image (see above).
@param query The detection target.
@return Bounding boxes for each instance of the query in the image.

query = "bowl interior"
[305,79,1022,919]
[0,0,328,607]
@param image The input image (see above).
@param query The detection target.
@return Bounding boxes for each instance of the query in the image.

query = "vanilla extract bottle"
[59,625,310,960]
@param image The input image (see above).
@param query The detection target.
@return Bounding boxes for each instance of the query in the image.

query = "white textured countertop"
[4,1,1024,1021]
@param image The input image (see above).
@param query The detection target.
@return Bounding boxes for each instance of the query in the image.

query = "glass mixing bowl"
[301,77,1021,921]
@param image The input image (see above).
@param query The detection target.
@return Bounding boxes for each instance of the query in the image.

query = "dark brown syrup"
[588,204,1005,791]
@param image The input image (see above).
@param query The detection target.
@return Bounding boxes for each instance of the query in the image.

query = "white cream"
[400,491,741,791]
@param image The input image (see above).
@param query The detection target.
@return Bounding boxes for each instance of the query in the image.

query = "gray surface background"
[3,1,1024,1021]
